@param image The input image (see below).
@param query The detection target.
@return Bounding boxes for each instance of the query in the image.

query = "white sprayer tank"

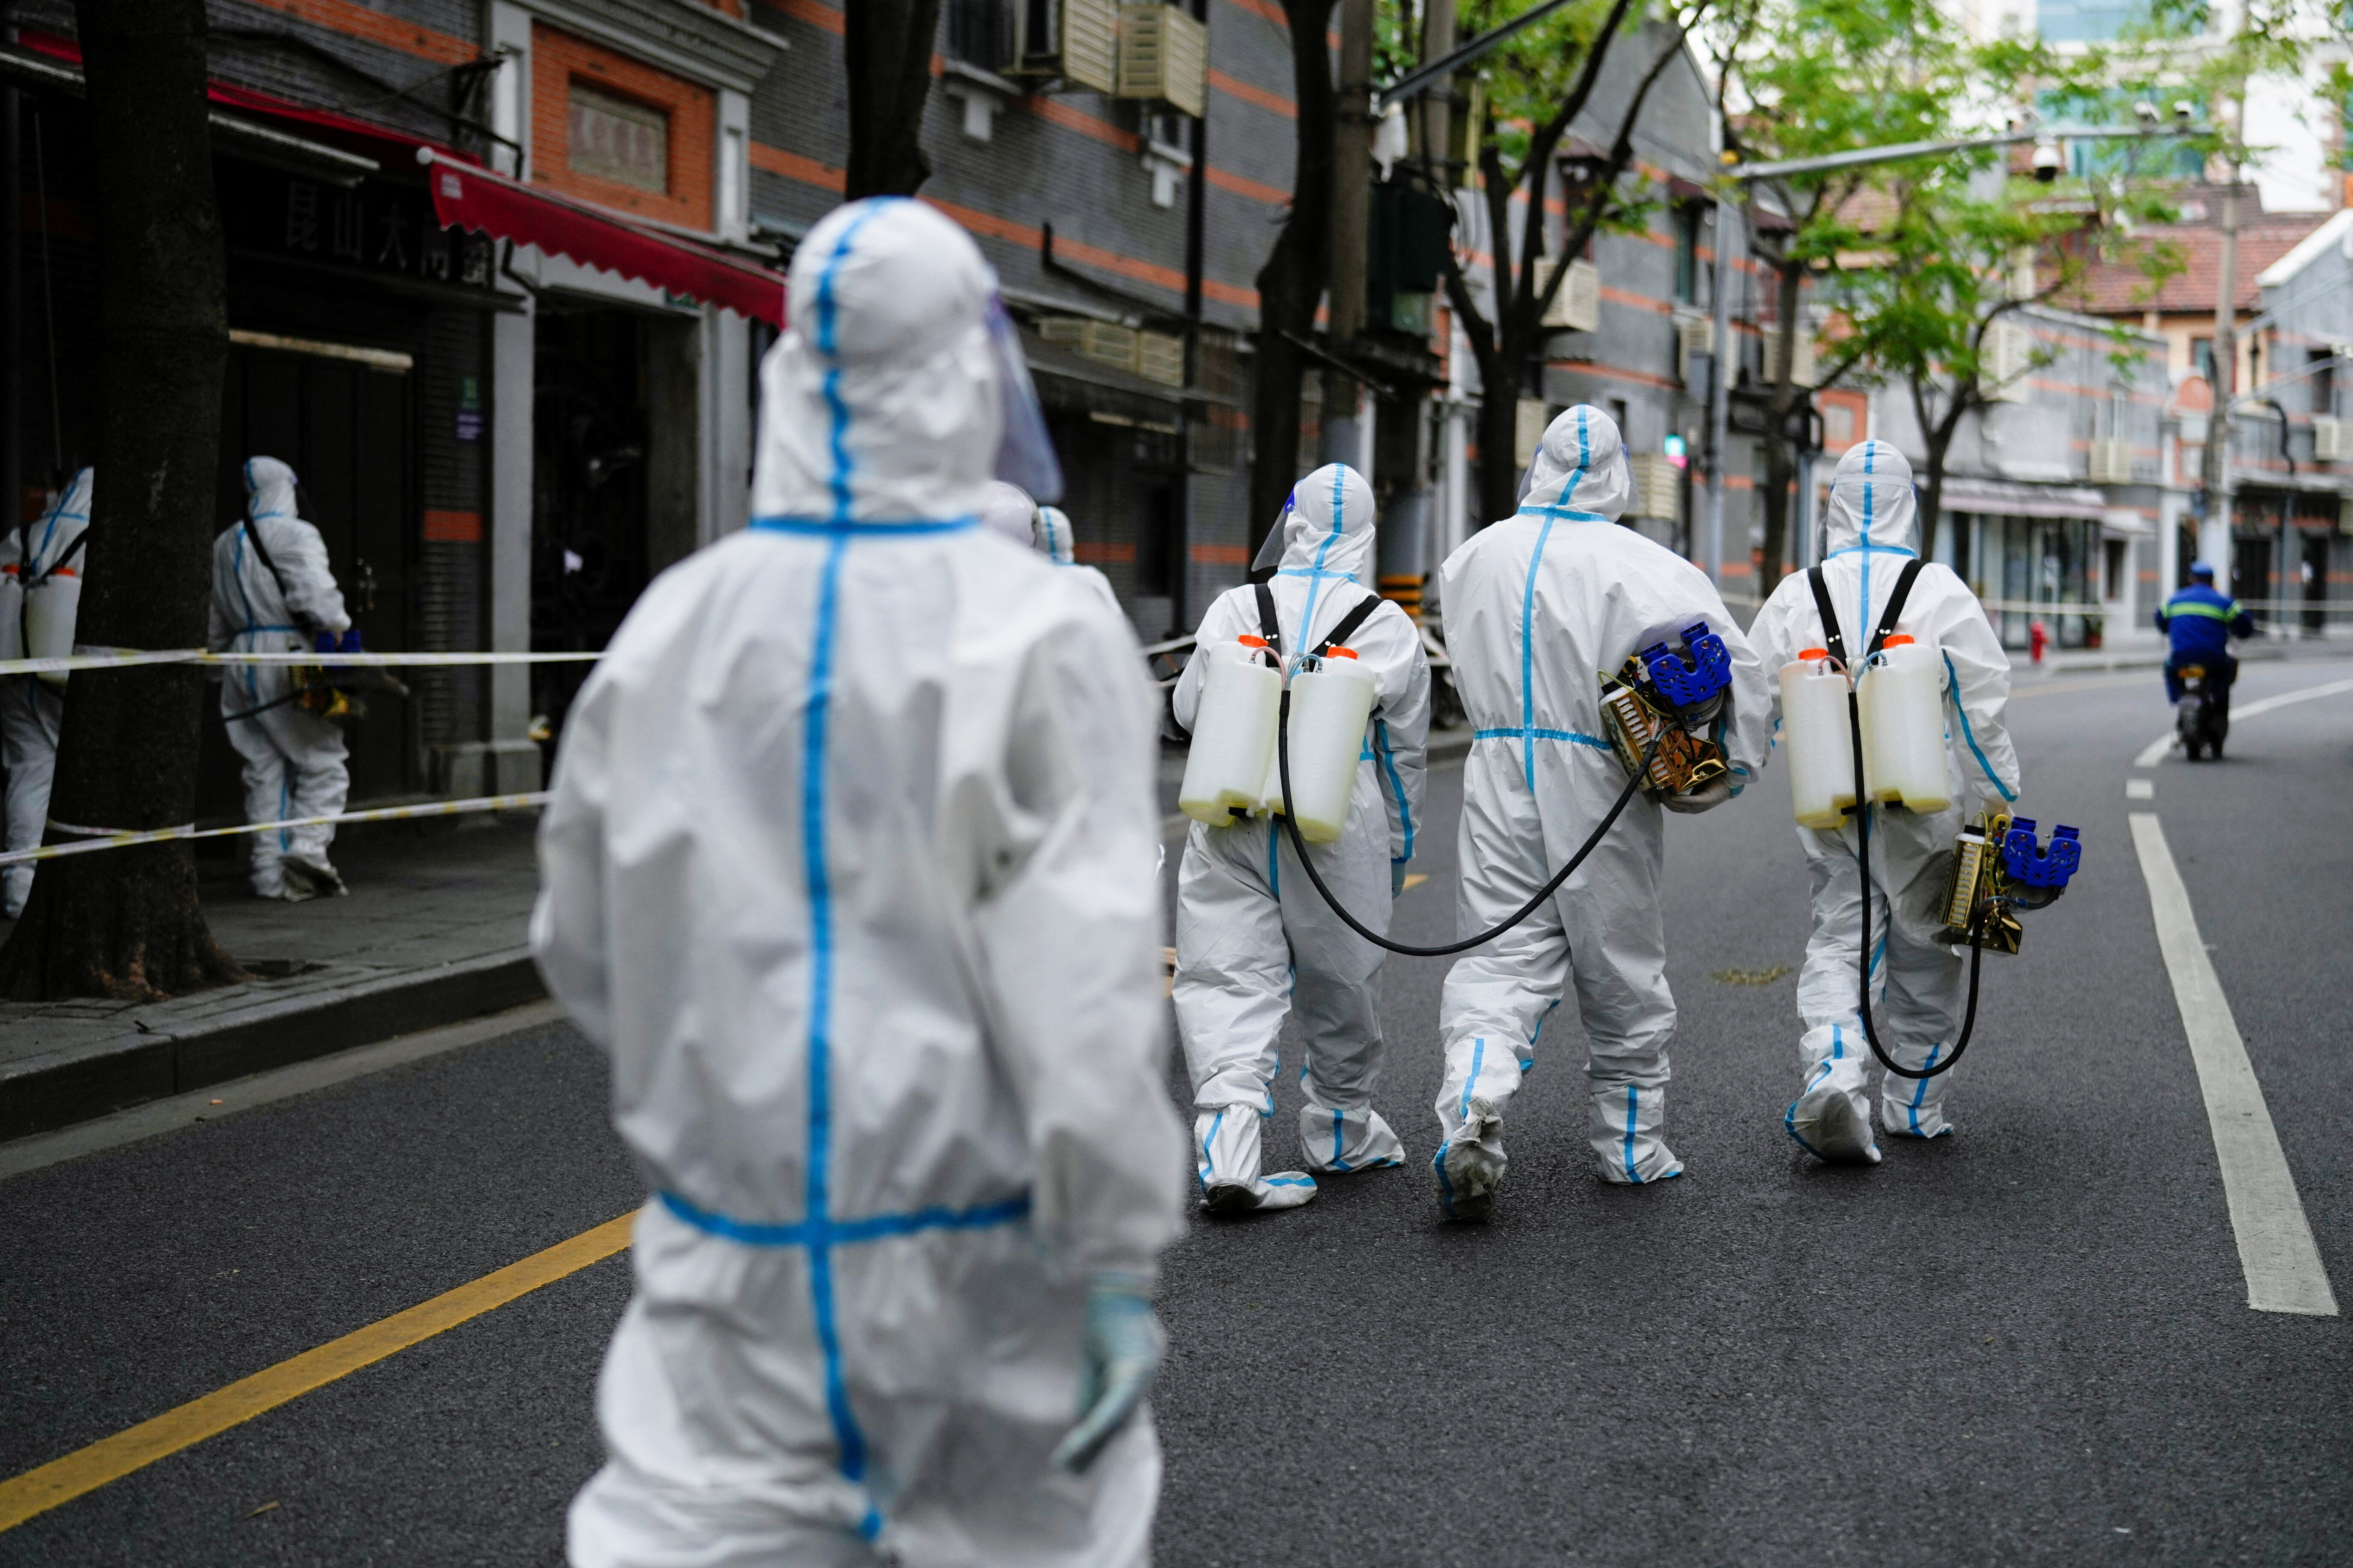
[1780,648,1858,831]
[24,569,80,692]
[1179,637,1282,826]
[1857,633,1950,813]
[1273,651,1378,844]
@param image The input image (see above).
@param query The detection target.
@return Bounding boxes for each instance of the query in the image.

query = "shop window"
[569,83,669,193]
[2191,337,2214,385]
[2104,537,2127,598]
[947,0,1013,71]
[1672,204,1700,305]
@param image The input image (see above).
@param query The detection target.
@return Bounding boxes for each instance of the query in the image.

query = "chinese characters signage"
[224,163,496,293]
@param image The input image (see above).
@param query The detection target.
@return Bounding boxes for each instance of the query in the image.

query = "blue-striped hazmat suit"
[1750,441,2021,1160]
[0,468,89,917]
[1170,464,1431,1213]
[209,457,352,899]
[536,198,1187,1567]
[1432,406,1771,1217]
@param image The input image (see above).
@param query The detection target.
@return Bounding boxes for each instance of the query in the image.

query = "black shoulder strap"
[1310,592,1383,660]
[28,525,86,589]
[241,516,293,603]
[1806,565,1845,668]
[1868,558,1927,660]
[1252,580,1282,657]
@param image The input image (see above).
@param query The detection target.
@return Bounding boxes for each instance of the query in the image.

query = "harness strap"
[1310,594,1381,659]
[1252,580,1282,658]
[1807,556,1926,667]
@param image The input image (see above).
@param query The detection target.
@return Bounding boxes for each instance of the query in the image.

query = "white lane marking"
[2135,675,2353,766]
[2129,814,2338,1317]
[2125,778,2154,799]
[0,1000,566,1183]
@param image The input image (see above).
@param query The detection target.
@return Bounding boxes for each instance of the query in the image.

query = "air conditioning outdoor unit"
[1013,0,1120,93]
[1629,453,1683,524]
[1759,324,1817,388]
[1039,315,1140,374]
[1134,329,1185,388]
[1676,316,1713,386]
[1985,320,2033,404]
[2086,436,2132,484]
[1515,398,1553,468]
[1536,257,1600,332]
[2313,415,2353,461]
[1116,4,1207,117]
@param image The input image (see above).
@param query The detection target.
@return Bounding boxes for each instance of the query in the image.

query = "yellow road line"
[0,1211,637,1534]
[1402,873,1429,891]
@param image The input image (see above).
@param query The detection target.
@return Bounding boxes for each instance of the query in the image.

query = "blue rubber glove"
[314,631,337,654]
[1051,1270,1164,1475]
[1391,861,1408,899]
[338,628,363,654]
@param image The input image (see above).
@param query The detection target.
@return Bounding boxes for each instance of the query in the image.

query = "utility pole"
[2200,166,2239,599]
[1417,0,1456,182]
[1704,195,1736,587]
[1322,0,1375,477]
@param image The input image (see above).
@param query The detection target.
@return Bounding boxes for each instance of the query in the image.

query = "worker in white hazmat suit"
[1432,406,1771,1220]
[535,196,1187,1568]
[1170,464,1430,1213]
[977,478,1038,546]
[1032,502,1123,617]
[1749,440,2019,1162]
[0,468,90,918]
[209,457,353,901]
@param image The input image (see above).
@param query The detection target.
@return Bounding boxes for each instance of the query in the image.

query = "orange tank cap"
[1326,646,1359,659]
[1238,634,1268,648]
[1882,633,1915,646]
[1798,646,1830,660]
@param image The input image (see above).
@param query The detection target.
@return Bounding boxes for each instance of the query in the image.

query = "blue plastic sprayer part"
[1639,620,1733,710]
[2001,819,2082,890]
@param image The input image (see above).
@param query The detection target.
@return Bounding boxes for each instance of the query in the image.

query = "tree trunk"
[1922,423,1956,584]
[1754,255,1805,588]
[0,0,241,1000]
[844,0,942,200]
[1759,427,1794,588]
[1246,0,1339,561]
[1474,341,1523,526]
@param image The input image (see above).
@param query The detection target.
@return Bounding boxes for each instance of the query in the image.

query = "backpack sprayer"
[1786,559,2084,1080]
[1179,589,1732,959]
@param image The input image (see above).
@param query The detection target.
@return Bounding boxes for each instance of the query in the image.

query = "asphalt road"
[1,655,2348,1565]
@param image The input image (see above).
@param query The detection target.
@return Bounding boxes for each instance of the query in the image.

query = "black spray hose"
[1273,687,1663,959]
[1844,685,1985,1080]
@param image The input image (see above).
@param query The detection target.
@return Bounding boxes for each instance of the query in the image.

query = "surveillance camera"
[2173,99,2195,123]
[2134,101,2158,126]
[2032,142,2063,183]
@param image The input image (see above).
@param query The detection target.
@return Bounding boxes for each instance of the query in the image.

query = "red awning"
[422,154,785,326]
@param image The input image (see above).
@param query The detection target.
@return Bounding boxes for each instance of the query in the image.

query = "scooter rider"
[1750,441,2019,1163]
[2155,562,2255,707]
[1431,406,1769,1219]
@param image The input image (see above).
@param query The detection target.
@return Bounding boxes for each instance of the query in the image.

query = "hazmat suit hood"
[1274,463,1378,582]
[245,456,300,522]
[978,481,1036,546]
[1822,440,1918,554]
[751,199,1016,524]
[1033,504,1077,565]
[1520,405,1633,521]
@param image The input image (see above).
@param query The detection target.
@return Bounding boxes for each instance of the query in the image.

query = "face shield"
[986,297,1064,503]
[1251,492,1296,575]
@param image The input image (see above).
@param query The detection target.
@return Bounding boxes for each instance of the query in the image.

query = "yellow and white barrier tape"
[0,793,550,868]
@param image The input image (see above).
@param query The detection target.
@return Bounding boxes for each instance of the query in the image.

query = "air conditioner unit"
[1759,324,1817,388]
[1515,398,1553,469]
[2086,437,2132,484]
[1134,328,1185,388]
[1985,320,2033,404]
[1676,316,1713,386]
[1039,315,1140,375]
[2314,415,2353,461]
[1013,0,1120,93]
[1536,257,1600,332]
[1629,453,1683,524]
[1116,5,1207,117]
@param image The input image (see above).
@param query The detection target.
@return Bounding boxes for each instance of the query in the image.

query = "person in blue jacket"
[2154,563,2257,707]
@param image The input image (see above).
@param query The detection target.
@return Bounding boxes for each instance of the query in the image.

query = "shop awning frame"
[418,150,784,326]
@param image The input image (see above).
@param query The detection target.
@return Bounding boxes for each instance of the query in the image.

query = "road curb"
[0,949,546,1143]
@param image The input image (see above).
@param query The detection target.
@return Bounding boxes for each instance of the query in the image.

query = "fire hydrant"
[2028,618,2048,667]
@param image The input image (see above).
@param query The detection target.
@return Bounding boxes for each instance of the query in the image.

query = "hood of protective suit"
[1822,440,1917,553]
[978,481,1035,546]
[246,456,299,522]
[1274,463,1377,580]
[751,199,1001,524]
[1520,405,1631,521]
[1034,504,1076,565]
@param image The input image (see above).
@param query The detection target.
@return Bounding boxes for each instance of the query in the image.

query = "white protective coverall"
[1032,503,1123,617]
[535,196,1187,1568]
[977,479,1037,546]
[209,457,352,899]
[1750,441,2020,1160]
[1432,406,1770,1213]
[1170,464,1430,1212]
[0,468,89,917]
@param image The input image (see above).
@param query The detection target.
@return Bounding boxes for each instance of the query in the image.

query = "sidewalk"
[0,817,543,1143]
